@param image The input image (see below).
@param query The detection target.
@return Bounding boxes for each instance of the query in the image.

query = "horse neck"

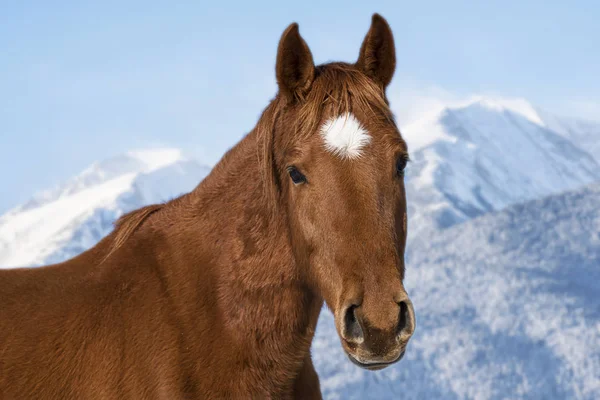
[156,128,323,344]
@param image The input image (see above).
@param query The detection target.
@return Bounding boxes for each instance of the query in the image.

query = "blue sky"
[1,0,599,212]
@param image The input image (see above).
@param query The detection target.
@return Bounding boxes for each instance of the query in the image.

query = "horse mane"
[100,204,164,264]
[255,62,393,212]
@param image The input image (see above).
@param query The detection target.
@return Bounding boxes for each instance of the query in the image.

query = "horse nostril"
[396,301,413,339]
[343,305,364,344]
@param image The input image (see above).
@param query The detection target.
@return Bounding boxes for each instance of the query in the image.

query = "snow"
[0,149,210,268]
[126,148,186,171]
[403,97,600,239]
[473,96,545,127]
[0,173,137,266]
[535,109,600,163]
[402,109,456,151]
[401,96,545,151]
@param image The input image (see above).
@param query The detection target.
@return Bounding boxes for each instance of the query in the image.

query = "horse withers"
[0,14,415,399]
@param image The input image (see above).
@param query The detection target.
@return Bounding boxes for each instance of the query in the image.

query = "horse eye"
[396,156,408,177]
[288,167,307,184]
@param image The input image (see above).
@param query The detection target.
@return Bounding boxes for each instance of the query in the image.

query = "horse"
[0,14,415,399]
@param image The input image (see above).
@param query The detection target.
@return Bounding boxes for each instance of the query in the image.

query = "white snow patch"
[126,148,186,172]
[0,148,210,268]
[0,173,138,267]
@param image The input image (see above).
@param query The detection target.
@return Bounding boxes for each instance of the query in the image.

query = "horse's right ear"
[276,23,315,102]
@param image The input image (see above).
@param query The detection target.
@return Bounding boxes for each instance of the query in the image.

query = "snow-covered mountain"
[315,181,600,400]
[402,97,600,238]
[0,148,210,267]
[536,109,600,164]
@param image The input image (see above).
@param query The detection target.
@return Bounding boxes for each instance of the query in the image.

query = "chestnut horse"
[0,14,415,399]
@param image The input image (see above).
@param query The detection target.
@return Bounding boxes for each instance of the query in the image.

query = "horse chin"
[345,349,405,371]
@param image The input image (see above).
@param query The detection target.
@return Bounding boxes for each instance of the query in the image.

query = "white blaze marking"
[320,113,371,159]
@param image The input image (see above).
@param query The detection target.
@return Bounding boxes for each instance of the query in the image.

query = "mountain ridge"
[0,148,210,267]
[403,97,600,238]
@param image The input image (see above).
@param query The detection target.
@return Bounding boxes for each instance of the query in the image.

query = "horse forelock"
[296,63,393,140]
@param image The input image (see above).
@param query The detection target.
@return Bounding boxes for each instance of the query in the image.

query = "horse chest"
[188,284,320,396]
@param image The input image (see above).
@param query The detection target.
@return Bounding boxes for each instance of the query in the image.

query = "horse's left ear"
[356,14,396,88]
[276,23,315,102]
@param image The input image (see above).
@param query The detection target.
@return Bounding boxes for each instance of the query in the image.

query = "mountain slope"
[0,149,210,267]
[402,98,600,237]
[536,109,600,164]
[314,181,600,400]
